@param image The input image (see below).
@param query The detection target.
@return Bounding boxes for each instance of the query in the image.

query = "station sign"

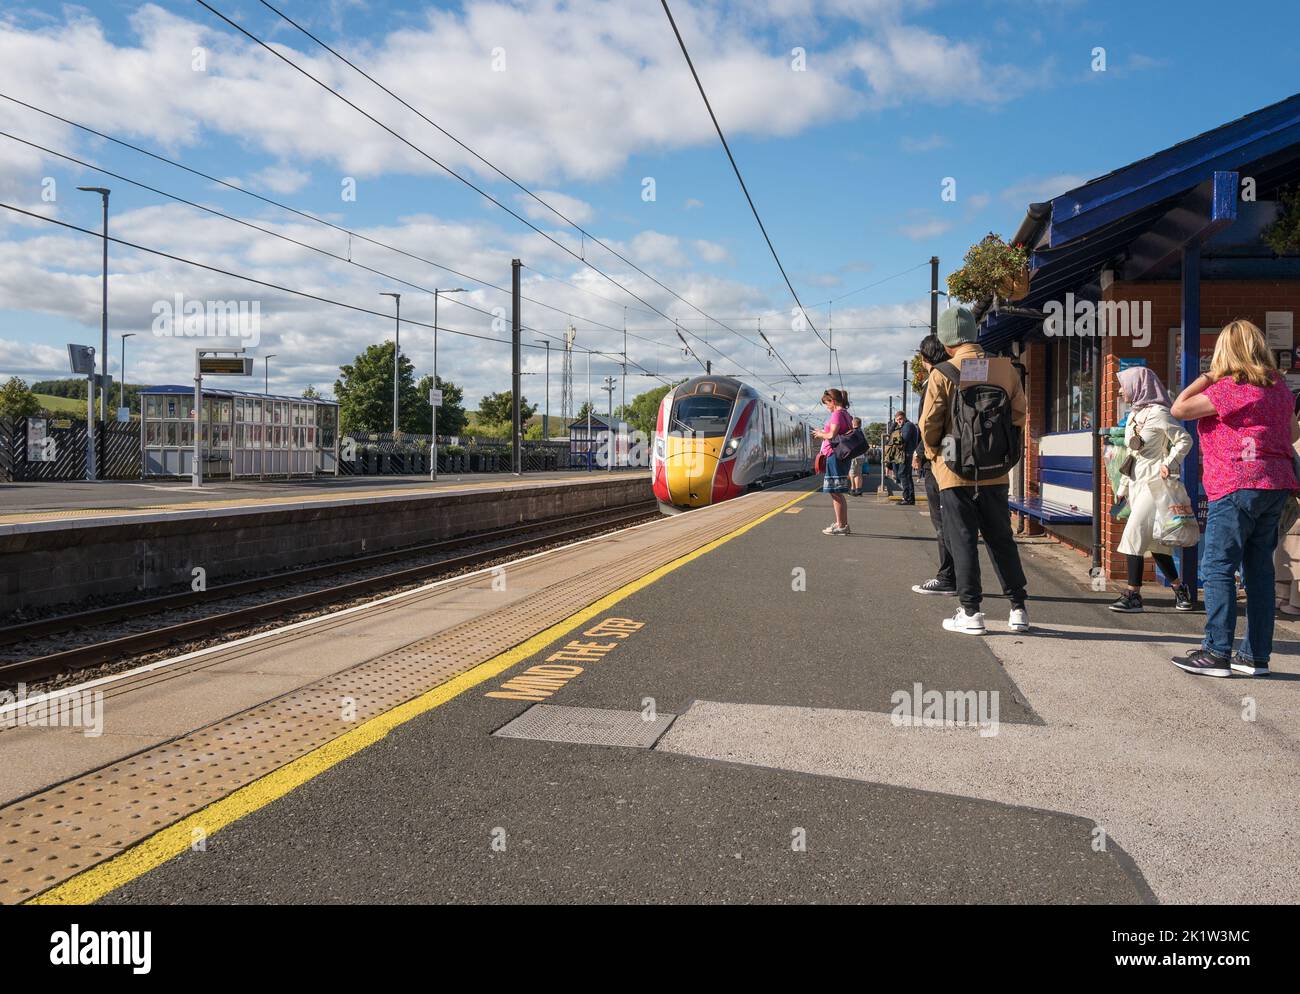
[198,356,254,375]
[428,388,443,407]
[67,344,95,375]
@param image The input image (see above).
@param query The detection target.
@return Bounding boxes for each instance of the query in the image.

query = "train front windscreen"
[670,395,733,437]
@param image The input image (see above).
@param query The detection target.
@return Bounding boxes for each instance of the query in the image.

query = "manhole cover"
[494,704,675,748]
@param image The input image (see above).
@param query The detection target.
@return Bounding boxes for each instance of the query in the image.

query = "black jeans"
[1126,553,1179,588]
[940,484,1027,613]
[897,458,915,501]
[922,463,954,586]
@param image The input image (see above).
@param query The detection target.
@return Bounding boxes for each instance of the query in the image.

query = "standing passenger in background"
[847,417,866,496]
[889,410,920,505]
[814,389,853,535]
[1275,390,1300,615]
[1170,320,1300,677]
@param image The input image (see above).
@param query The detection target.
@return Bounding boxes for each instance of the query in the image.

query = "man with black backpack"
[920,306,1030,636]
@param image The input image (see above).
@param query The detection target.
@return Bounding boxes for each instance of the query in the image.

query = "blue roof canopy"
[980,92,1300,351]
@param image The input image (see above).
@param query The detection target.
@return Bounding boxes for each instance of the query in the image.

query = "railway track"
[0,502,657,686]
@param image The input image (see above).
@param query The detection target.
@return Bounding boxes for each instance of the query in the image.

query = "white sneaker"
[1008,606,1029,633]
[822,524,850,535]
[942,608,986,635]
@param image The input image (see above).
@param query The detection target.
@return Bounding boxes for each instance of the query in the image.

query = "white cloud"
[516,190,595,226]
[1000,173,1091,205]
[897,217,951,240]
[251,165,312,195]
[900,133,946,153]
[693,239,730,265]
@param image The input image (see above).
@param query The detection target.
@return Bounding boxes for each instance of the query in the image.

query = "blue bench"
[1008,494,1091,524]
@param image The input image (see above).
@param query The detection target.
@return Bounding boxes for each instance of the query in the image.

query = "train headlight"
[654,437,665,460]
[724,435,741,457]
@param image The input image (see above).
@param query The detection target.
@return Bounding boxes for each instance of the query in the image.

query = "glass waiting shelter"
[140,386,340,478]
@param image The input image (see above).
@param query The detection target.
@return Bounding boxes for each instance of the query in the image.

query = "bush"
[1263,186,1300,255]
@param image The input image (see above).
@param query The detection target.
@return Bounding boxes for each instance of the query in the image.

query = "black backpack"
[833,427,867,463]
[933,360,1022,480]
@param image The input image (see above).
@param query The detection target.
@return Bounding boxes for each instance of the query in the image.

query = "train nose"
[664,438,720,508]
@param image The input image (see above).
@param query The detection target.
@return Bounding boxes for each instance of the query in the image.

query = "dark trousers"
[1126,552,1179,588]
[922,464,954,586]
[940,484,1027,613]
[897,458,915,501]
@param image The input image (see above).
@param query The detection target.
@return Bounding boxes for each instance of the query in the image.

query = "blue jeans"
[1201,488,1288,662]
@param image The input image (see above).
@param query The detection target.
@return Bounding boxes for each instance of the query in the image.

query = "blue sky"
[1,0,1298,422]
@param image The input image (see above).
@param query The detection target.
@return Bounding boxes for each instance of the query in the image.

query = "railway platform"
[3,472,1299,906]
[0,471,650,615]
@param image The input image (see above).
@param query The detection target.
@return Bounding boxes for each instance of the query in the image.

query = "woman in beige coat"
[1110,366,1194,613]
[1275,392,1300,615]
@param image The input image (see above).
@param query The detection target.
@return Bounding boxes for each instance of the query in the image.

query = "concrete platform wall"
[0,477,651,615]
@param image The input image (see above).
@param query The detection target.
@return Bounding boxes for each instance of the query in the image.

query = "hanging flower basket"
[946,234,1030,304]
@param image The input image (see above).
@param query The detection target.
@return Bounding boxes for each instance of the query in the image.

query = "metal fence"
[0,416,141,482]
[338,433,578,475]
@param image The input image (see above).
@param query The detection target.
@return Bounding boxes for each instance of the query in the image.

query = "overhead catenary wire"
[658,0,829,353]
[193,0,784,393]
[255,0,796,380]
[0,201,675,385]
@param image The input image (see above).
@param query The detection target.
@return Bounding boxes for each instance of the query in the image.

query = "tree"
[574,400,596,422]
[863,421,886,446]
[334,341,428,435]
[302,384,321,399]
[413,374,468,437]
[477,390,537,429]
[615,381,679,437]
[0,376,41,418]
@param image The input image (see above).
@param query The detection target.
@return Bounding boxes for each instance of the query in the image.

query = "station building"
[141,385,340,478]
[976,92,1300,584]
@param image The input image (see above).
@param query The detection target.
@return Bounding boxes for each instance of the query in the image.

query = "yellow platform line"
[27,488,812,905]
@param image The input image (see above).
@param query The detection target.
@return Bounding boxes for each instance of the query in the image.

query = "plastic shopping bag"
[1151,476,1200,548]
[1102,442,1131,520]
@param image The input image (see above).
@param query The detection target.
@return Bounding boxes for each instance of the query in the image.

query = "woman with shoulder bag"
[1109,366,1194,613]
[813,388,853,535]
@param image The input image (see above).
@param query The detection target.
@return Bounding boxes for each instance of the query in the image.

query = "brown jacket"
[920,342,1027,490]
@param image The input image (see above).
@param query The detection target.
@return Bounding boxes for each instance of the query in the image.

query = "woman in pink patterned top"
[1170,320,1300,678]
[812,388,853,535]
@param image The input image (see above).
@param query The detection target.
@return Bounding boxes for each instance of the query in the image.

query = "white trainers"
[942,608,986,635]
[1008,606,1029,633]
[822,524,850,535]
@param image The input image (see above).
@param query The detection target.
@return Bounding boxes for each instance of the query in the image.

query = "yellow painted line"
[27,487,812,905]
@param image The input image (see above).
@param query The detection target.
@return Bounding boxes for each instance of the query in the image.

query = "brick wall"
[1018,277,1300,579]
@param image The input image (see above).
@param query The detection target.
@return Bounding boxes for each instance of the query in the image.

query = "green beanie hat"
[937,306,978,347]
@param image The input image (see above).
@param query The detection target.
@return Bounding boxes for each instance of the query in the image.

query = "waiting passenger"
[848,417,866,496]
[813,388,853,535]
[921,306,1029,635]
[1170,319,1300,677]
[1275,391,1300,615]
[911,334,956,596]
[1108,366,1194,613]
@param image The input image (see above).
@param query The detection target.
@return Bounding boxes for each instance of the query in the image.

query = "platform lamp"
[431,288,465,480]
[118,332,135,416]
[77,186,110,421]
[380,291,401,434]
[263,354,277,395]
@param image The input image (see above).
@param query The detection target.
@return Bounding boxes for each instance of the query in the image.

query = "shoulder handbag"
[833,427,868,462]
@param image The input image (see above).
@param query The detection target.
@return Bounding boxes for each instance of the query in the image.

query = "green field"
[33,393,86,415]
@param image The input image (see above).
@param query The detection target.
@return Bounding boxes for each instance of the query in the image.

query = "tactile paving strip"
[0,489,799,903]
[494,704,675,748]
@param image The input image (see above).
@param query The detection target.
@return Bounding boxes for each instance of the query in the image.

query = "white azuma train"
[651,375,814,513]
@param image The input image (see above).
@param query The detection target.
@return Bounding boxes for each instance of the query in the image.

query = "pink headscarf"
[1118,366,1172,411]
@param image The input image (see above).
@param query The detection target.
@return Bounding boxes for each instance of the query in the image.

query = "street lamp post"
[432,288,466,481]
[264,354,277,395]
[78,187,110,422]
[118,332,135,416]
[380,292,401,434]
